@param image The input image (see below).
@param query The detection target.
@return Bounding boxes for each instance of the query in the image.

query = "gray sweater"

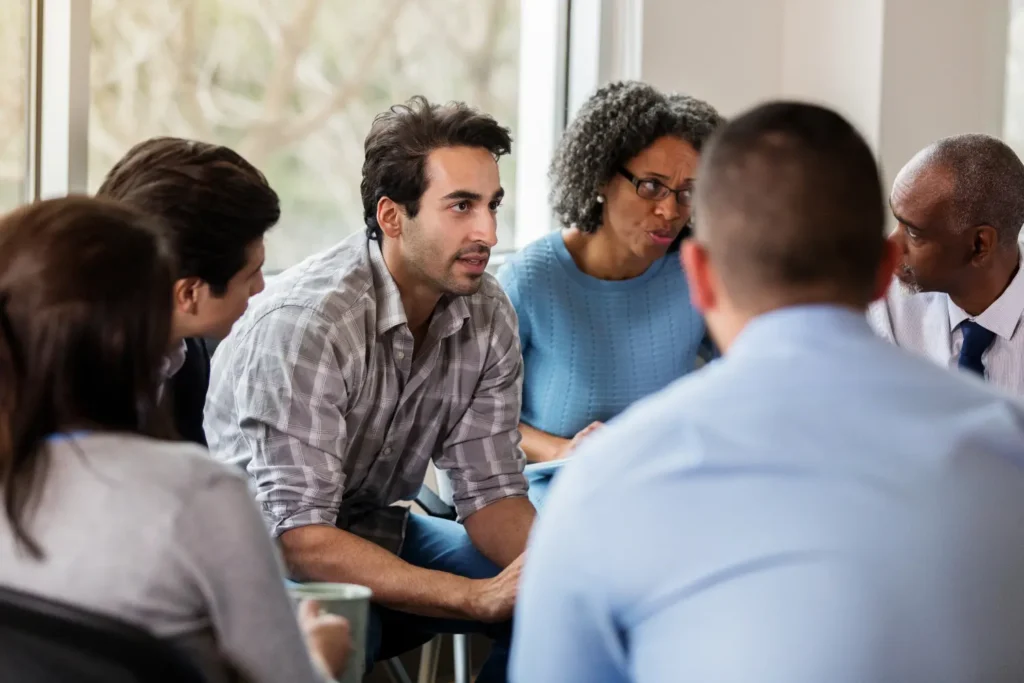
[0,433,322,683]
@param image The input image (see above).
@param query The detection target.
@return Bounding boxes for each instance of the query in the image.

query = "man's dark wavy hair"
[361,96,513,241]
[98,137,279,295]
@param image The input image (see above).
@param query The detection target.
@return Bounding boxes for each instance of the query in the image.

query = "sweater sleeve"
[169,472,325,683]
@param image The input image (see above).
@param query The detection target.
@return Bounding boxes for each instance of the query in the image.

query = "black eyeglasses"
[618,167,693,207]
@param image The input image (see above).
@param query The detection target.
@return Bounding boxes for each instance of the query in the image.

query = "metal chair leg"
[416,635,442,683]
[452,633,471,683]
[384,656,414,683]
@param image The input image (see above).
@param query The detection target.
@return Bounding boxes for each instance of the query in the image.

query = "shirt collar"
[161,339,188,380]
[728,304,873,360]
[434,294,471,340]
[947,246,1024,341]
[368,239,408,335]
[367,238,472,339]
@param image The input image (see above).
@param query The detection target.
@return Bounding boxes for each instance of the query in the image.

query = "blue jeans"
[366,514,512,683]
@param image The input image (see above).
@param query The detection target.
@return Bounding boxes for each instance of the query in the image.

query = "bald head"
[694,101,886,310]
[895,134,1024,248]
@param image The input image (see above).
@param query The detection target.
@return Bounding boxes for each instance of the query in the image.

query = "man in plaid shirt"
[205,97,535,682]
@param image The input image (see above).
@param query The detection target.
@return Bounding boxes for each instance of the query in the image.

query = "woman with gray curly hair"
[497,81,723,506]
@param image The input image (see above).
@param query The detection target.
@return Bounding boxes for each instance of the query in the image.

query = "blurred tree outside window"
[89,0,521,271]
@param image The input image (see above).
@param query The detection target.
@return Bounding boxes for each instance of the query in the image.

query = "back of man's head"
[97,137,280,295]
[694,101,886,312]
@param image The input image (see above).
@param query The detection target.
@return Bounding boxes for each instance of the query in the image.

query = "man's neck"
[381,244,441,342]
[168,329,187,348]
[949,250,1020,317]
[711,296,870,354]
[170,312,197,344]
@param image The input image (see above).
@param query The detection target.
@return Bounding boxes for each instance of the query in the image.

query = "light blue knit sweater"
[498,231,708,438]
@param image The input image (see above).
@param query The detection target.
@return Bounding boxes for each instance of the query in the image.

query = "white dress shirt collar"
[161,339,189,381]
[947,247,1024,341]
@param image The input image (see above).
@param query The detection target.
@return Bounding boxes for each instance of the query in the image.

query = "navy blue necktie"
[958,320,996,377]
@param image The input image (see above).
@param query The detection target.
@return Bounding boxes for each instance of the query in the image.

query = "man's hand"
[464,554,524,622]
[555,421,603,459]
[298,599,351,679]
[282,524,526,621]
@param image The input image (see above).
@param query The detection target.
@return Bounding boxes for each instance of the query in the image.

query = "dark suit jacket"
[168,337,211,447]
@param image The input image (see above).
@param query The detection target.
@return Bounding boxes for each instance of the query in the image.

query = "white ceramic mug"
[288,582,373,683]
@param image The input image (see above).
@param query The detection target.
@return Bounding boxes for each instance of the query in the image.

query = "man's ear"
[172,277,203,315]
[377,197,405,240]
[970,225,998,266]
[681,239,716,315]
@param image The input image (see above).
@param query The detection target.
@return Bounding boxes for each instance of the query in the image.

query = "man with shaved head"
[512,103,1024,683]
[869,134,1024,393]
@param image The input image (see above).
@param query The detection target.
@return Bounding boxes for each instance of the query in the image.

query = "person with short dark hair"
[97,136,280,445]
[512,103,1024,683]
[498,82,721,507]
[205,96,535,682]
[868,134,1024,394]
[0,196,350,683]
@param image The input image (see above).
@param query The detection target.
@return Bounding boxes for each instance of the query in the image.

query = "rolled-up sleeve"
[436,294,529,520]
[231,305,351,537]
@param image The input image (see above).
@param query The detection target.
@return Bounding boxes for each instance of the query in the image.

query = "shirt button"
[396,351,405,360]
[383,446,393,456]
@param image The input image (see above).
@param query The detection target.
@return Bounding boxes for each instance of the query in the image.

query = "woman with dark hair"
[0,197,348,682]
[498,81,723,505]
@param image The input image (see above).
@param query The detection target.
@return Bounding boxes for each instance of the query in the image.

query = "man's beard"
[441,247,490,297]
[896,263,921,294]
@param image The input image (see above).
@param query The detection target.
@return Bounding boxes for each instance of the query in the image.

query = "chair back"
[0,585,208,683]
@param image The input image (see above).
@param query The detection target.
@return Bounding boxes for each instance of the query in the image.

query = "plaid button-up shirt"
[204,234,528,553]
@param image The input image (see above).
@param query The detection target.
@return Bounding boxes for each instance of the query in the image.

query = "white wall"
[635,0,1009,190]
[877,0,1008,186]
[641,0,785,117]
[780,0,885,149]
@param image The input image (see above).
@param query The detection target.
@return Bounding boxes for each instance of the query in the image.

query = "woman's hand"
[555,421,603,459]
[298,599,351,679]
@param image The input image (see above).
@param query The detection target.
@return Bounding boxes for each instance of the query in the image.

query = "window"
[89,0,523,271]
[0,1,28,209]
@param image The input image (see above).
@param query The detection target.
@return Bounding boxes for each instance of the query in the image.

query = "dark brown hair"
[0,196,176,558]
[97,137,280,295]
[695,101,886,308]
[361,96,513,241]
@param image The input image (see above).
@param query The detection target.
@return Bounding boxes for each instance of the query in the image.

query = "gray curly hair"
[923,134,1024,248]
[550,80,724,234]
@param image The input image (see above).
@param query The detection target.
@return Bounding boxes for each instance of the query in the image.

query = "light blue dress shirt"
[512,305,1024,683]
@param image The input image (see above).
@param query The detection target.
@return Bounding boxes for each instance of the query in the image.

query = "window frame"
[29,0,91,201]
